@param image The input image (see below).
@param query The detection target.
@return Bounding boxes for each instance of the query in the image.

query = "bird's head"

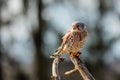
[72,21,86,31]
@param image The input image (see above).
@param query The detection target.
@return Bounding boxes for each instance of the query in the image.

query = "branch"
[65,68,77,75]
[65,56,95,80]
[51,57,61,80]
[51,53,95,80]
[51,57,65,80]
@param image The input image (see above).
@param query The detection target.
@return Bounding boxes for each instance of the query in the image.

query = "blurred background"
[0,0,120,80]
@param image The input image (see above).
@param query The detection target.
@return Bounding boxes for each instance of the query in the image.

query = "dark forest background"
[0,0,120,80]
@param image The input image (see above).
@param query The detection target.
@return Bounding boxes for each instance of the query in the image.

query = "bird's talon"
[76,53,81,59]
[70,53,75,58]
[70,52,81,59]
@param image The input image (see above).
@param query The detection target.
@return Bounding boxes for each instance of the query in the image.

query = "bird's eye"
[80,25,84,29]
[78,23,85,30]
[76,24,80,27]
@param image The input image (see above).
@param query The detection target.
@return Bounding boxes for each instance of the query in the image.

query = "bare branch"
[65,68,77,75]
[51,54,95,80]
[51,57,61,80]
[69,56,95,80]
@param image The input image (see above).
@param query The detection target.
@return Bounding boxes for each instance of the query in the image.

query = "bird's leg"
[76,52,82,59]
[70,52,81,59]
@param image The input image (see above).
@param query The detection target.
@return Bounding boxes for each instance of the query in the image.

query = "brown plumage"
[51,21,88,58]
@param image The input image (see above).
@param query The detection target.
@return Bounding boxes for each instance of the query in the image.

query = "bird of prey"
[50,21,88,59]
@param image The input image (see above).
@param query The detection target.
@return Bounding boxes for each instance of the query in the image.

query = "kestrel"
[50,21,88,58]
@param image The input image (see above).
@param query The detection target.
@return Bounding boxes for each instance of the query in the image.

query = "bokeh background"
[0,0,120,80]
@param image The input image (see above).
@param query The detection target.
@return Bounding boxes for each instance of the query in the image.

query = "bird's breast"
[63,31,87,53]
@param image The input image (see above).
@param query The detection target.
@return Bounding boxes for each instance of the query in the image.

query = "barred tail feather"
[50,47,63,58]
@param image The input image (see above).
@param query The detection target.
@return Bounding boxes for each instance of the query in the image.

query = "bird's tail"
[50,47,63,58]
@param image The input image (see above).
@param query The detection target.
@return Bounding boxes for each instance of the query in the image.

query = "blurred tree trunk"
[0,42,3,80]
[33,0,49,80]
[0,0,3,80]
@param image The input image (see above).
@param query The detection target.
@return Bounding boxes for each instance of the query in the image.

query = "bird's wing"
[80,31,87,41]
[50,31,71,58]
[61,30,71,47]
